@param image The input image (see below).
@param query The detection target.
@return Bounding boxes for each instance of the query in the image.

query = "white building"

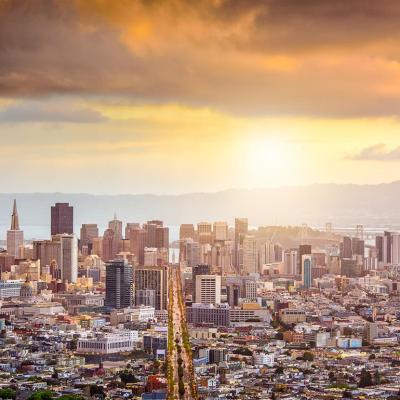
[0,280,22,299]
[77,330,139,354]
[253,352,274,367]
[195,274,221,305]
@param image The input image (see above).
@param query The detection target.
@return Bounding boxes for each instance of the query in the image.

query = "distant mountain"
[1,182,400,231]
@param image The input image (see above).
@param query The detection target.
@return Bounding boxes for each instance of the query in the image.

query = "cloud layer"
[1,0,400,117]
[349,144,400,161]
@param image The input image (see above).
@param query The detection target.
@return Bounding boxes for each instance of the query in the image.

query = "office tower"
[198,222,213,245]
[155,226,169,249]
[384,231,392,264]
[213,221,228,242]
[105,259,133,309]
[244,279,257,300]
[325,222,333,233]
[274,244,283,262]
[125,223,140,239]
[108,214,123,241]
[144,248,158,266]
[341,236,353,259]
[351,237,365,257]
[356,224,364,240]
[130,228,148,265]
[327,255,341,275]
[261,242,275,264]
[7,200,23,258]
[298,244,312,274]
[51,203,73,235]
[180,224,195,240]
[391,233,400,265]
[143,247,167,266]
[91,237,103,258]
[226,281,241,307]
[80,224,98,249]
[134,265,168,310]
[181,238,200,267]
[365,322,378,344]
[195,274,221,305]
[243,235,257,274]
[146,222,158,248]
[302,255,312,289]
[102,228,118,262]
[33,239,61,271]
[192,264,211,302]
[284,249,298,275]
[59,234,78,283]
[234,218,248,270]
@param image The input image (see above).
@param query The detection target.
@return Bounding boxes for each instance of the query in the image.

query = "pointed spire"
[10,199,20,230]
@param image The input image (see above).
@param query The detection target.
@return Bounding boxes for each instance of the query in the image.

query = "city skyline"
[2,1,400,193]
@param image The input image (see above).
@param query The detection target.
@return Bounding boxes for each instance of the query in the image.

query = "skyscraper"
[243,235,257,275]
[51,203,73,235]
[130,228,148,265]
[108,214,123,242]
[213,221,228,242]
[195,274,221,304]
[192,264,211,302]
[134,265,168,310]
[234,218,248,271]
[102,228,118,262]
[80,224,99,249]
[59,234,78,283]
[298,244,312,274]
[302,255,312,289]
[7,199,24,258]
[105,259,133,309]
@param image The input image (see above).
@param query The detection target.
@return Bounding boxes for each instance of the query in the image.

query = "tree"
[369,353,376,360]
[27,391,53,400]
[275,366,284,374]
[359,369,373,388]
[119,370,138,385]
[0,388,16,399]
[302,351,314,362]
[233,347,252,356]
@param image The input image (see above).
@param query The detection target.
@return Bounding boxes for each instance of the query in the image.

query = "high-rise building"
[213,221,228,242]
[284,249,298,275]
[7,200,24,258]
[125,223,140,239]
[391,233,400,265]
[105,259,133,309]
[234,218,248,271]
[102,228,118,262]
[130,228,148,265]
[302,255,312,289]
[181,238,200,267]
[180,224,195,240]
[341,236,353,259]
[243,235,257,274]
[51,203,73,235]
[298,244,312,274]
[192,264,211,301]
[195,274,221,305]
[134,265,168,310]
[198,222,213,245]
[108,214,123,242]
[155,226,169,249]
[80,224,99,249]
[59,234,78,283]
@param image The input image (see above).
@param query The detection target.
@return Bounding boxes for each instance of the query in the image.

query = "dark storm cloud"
[1,0,400,117]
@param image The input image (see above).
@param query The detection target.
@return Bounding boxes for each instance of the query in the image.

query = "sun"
[241,134,295,187]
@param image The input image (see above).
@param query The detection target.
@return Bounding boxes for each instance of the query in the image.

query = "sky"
[1,0,400,194]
